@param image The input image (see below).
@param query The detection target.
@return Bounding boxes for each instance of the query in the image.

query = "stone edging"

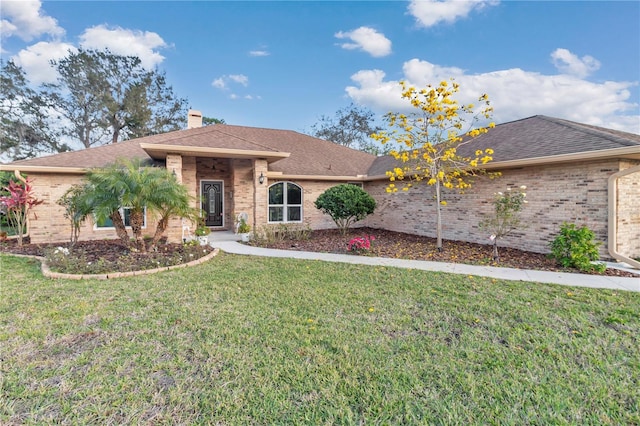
[3,248,220,280]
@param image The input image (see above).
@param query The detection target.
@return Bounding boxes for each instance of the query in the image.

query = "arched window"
[268,182,302,223]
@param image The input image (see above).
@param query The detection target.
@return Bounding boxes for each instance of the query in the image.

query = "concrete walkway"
[208,232,639,293]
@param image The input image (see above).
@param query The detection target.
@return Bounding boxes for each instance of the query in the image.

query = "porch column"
[166,154,183,183]
[166,154,185,243]
[253,159,269,229]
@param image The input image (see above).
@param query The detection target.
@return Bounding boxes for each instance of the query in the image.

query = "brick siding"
[617,161,640,258]
[363,159,629,258]
[21,157,638,261]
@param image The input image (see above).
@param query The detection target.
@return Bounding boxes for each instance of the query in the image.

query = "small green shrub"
[315,184,376,235]
[237,218,251,234]
[252,223,311,245]
[549,223,606,273]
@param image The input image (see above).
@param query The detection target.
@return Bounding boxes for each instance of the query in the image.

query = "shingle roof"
[7,115,638,178]
[7,124,377,177]
[459,115,640,161]
[367,115,640,176]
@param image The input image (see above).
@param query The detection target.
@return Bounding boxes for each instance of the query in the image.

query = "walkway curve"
[211,241,640,293]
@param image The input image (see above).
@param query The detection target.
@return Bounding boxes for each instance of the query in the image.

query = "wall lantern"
[259,172,265,185]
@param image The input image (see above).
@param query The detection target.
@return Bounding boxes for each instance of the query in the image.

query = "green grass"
[1,253,639,425]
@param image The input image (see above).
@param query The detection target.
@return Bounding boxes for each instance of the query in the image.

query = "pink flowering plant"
[347,235,375,255]
[0,173,43,247]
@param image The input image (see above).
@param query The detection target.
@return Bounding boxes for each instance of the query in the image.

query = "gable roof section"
[367,115,640,177]
[3,123,377,178]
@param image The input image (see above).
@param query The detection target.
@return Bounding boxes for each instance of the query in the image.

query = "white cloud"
[212,77,226,89]
[408,0,499,28]
[335,26,392,58]
[0,0,64,41]
[212,74,249,89]
[12,41,76,84]
[79,25,167,68]
[551,48,601,78]
[229,74,249,86]
[249,50,270,57]
[345,56,639,134]
[212,74,259,100]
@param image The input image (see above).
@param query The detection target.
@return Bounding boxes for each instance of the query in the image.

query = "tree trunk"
[435,180,443,252]
[129,209,146,253]
[110,210,130,247]
[9,211,25,247]
[150,215,169,251]
[493,240,499,262]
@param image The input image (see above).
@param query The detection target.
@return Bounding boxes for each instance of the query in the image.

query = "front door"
[201,181,223,227]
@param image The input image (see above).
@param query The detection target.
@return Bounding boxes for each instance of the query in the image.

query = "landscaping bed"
[253,228,639,277]
[0,238,214,275]
[1,228,636,277]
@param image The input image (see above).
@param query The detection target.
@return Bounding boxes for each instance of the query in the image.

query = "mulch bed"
[253,228,639,277]
[0,238,214,274]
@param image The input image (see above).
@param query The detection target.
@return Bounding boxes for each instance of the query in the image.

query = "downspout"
[608,164,640,269]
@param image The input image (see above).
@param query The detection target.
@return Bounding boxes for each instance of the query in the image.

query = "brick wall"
[616,161,640,258]
[21,156,637,260]
[363,159,623,257]
[27,173,160,244]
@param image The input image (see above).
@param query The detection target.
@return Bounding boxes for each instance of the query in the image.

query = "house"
[1,112,639,267]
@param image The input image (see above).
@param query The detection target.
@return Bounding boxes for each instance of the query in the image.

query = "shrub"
[0,173,43,247]
[479,185,528,261]
[314,184,376,235]
[549,223,606,273]
[252,223,311,245]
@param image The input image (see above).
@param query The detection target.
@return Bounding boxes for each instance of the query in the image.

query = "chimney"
[187,109,203,129]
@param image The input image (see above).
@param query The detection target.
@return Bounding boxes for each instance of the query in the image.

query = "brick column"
[253,159,269,228]
[166,154,184,243]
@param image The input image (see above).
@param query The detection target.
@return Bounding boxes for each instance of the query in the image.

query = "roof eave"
[0,165,87,174]
[267,172,367,182]
[482,146,640,170]
[140,143,290,162]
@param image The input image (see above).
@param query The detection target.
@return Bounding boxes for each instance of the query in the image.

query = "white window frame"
[267,181,303,223]
[94,207,147,230]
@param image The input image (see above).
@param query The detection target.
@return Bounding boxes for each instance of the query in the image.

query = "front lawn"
[1,253,638,424]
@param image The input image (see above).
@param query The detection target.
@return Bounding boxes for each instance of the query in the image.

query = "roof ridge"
[211,126,282,152]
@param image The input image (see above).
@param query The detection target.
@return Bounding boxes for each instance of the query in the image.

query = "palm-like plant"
[145,168,196,251]
[82,158,195,253]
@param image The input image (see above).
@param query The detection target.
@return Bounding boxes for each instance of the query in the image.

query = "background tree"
[0,172,43,246]
[202,116,226,126]
[314,184,376,235]
[46,49,188,148]
[0,60,69,161]
[479,186,527,261]
[371,80,497,251]
[309,104,389,155]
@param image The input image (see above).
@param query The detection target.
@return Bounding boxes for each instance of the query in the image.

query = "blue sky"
[1,1,639,135]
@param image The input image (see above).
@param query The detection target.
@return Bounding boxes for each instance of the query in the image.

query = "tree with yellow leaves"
[371,80,498,251]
